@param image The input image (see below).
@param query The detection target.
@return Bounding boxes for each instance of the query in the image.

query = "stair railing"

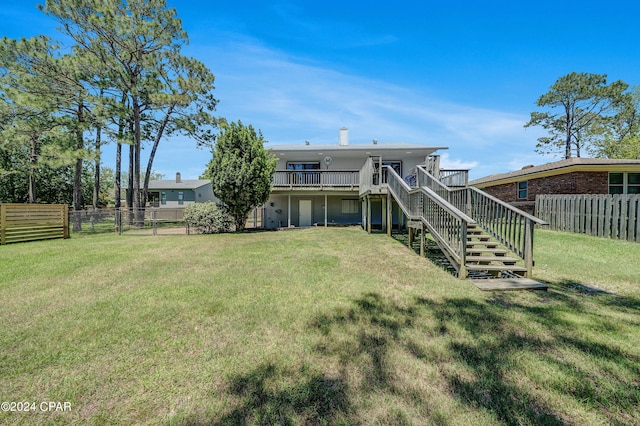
[416,165,547,277]
[386,166,476,278]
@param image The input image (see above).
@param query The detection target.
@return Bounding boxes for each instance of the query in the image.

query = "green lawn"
[1,227,639,425]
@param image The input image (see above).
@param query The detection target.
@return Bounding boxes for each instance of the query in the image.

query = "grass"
[1,227,639,425]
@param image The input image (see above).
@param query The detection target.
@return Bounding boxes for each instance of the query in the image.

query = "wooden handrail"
[386,166,475,278]
[415,165,547,277]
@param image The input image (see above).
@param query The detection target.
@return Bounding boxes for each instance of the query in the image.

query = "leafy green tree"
[205,121,276,231]
[42,0,218,225]
[525,72,628,159]
[589,86,640,159]
[0,36,63,203]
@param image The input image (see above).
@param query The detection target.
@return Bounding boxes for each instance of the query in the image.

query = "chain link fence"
[68,208,187,235]
[68,206,265,236]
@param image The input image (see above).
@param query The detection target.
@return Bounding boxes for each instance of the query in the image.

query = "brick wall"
[480,171,609,215]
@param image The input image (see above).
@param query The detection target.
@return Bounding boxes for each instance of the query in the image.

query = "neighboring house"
[147,173,217,208]
[470,158,640,214]
[263,128,446,229]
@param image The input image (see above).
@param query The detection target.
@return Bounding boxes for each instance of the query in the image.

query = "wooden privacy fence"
[0,203,69,245]
[535,194,640,242]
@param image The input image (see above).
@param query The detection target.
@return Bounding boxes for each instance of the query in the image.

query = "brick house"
[469,158,640,214]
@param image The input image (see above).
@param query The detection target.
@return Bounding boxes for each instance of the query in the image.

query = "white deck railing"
[272,170,359,190]
[439,169,469,187]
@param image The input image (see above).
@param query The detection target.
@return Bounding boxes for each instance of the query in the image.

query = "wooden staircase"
[363,160,548,285]
[465,224,529,278]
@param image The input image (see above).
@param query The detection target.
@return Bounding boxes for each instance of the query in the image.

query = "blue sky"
[2,1,639,179]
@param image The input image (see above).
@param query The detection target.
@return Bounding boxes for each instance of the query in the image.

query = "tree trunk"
[142,104,175,210]
[132,96,143,226]
[92,124,102,209]
[236,214,245,232]
[127,141,134,225]
[115,142,121,209]
[72,102,84,232]
[115,93,127,213]
[28,135,38,203]
[565,118,572,159]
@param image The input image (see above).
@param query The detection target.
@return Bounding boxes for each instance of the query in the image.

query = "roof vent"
[373,139,378,145]
[521,164,535,170]
[176,172,181,183]
[339,127,349,146]
[305,140,310,145]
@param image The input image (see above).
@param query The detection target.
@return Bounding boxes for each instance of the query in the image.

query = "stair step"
[466,264,528,272]
[466,248,509,255]
[466,256,519,264]
[467,235,491,241]
[467,228,484,234]
[466,240,499,248]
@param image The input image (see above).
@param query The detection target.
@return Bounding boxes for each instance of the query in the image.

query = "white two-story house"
[263,128,446,229]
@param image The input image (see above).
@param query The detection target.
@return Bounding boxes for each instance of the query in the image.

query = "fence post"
[0,204,6,245]
[116,208,122,235]
[152,208,157,236]
[63,205,70,239]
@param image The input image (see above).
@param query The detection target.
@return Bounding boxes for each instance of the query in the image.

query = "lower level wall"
[263,193,407,229]
[264,194,361,228]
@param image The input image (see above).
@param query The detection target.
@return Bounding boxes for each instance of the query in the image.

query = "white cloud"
[146,33,544,179]
[209,39,534,149]
[438,153,479,170]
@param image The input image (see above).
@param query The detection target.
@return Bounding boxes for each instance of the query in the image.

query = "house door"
[299,199,312,226]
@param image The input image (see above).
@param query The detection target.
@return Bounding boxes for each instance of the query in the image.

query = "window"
[609,172,640,194]
[161,192,167,205]
[341,199,359,214]
[287,162,320,170]
[373,160,402,183]
[383,161,402,176]
[629,173,640,194]
[517,181,528,199]
[287,162,320,185]
[609,173,624,194]
[178,191,184,205]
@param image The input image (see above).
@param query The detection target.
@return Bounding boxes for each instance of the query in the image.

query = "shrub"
[184,202,234,234]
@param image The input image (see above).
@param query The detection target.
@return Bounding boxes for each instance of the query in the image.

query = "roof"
[147,179,211,190]
[269,142,447,151]
[268,142,447,161]
[470,158,640,187]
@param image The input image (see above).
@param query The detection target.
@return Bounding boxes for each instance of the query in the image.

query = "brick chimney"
[176,172,181,183]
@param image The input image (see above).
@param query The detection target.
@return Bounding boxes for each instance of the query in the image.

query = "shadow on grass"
[178,363,352,425]
[391,229,457,275]
[218,364,350,425]
[177,281,640,424]
[306,287,640,424]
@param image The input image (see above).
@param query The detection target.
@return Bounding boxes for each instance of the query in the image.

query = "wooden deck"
[469,278,548,291]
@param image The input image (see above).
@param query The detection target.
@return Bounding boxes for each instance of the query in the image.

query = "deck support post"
[324,194,328,227]
[366,196,372,234]
[420,224,425,257]
[524,220,533,277]
[408,227,414,248]
[381,196,387,233]
[386,193,392,237]
[287,194,291,228]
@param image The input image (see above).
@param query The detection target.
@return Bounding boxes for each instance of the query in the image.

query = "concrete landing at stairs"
[470,278,548,291]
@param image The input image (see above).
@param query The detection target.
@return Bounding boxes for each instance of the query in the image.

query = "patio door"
[299,199,312,226]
